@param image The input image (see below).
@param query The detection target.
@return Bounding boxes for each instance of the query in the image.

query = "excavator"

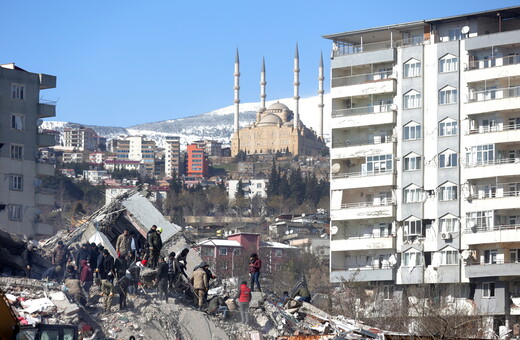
[0,288,77,340]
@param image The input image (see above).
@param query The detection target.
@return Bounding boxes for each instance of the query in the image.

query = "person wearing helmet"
[148,225,163,269]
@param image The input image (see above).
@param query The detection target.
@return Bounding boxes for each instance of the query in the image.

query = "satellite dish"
[290,230,294,234]
[36,119,43,127]
[461,250,471,260]
[461,26,470,34]
[331,226,338,235]
[332,163,341,174]
[285,230,290,235]
[390,104,398,111]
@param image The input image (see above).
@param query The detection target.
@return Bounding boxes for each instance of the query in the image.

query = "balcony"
[465,86,520,115]
[465,260,520,278]
[38,74,56,89]
[36,188,55,206]
[36,162,55,177]
[463,224,520,246]
[398,265,424,284]
[331,137,394,160]
[332,37,424,57]
[331,199,395,221]
[330,264,394,283]
[466,123,520,145]
[37,100,56,118]
[466,186,520,211]
[331,236,394,251]
[331,170,395,190]
[464,158,520,179]
[37,133,56,147]
[332,78,396,99]
[465,55,520,83]
[332,105,396,129]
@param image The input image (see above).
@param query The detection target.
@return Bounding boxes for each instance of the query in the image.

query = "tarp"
[89,230,117,259]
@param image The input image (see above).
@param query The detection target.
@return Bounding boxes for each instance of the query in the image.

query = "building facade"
[326,6,520,326]
[186,143,208,177]
[164,136,181,177]
[114,136,156,175]
[0,63,56,235]
[62,124,97,151]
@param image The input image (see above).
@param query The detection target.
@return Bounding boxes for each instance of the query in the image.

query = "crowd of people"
[21,225,312,325]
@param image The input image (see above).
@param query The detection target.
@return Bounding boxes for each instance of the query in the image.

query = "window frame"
[10,144,23,160]
[439,86,458,105]
[439,118,458,137]
[403,59,421,78]
[403,185,423,203]
[403,90,422,109]
[11,84,25,100]
[8,205,22,221]
[403,122,421,141]
[440,216,458,233]
[439,54,459,73]
[404,218,423,236]
[438,183,458,201]
[402,250,423,267]
[439,150,458,168]
[441,249,458,265]
[482,282,495,298]
[9,175,23,191]
[10,114,24,131]
[404,154,422,171]
[219,247,228,256]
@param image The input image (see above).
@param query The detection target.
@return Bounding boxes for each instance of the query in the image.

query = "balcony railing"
[331,263,392,271]
[465,157,520,168]
[468,123,520,135]
[467,54,520,71]
[338,199,395,210]
[467,86,520,103]
[464,224,520,233]
[332,103,394,118]
[465,259,513,266]
[332,169,395,179]
[332,231,390,240]
[39,98,57,106]
[469,187,520,200]
[332,37,424,57]
[332,70,394,88]
[332,135,393,148]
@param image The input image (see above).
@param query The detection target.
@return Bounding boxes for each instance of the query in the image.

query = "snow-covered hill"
[42,94,331,148]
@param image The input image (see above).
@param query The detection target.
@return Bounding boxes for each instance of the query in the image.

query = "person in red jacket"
[249,253,262,292]
[79,260,93,300]
[234,280,251,324]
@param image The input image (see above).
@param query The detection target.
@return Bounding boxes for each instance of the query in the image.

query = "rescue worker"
[116,229,131,257]
[102,249,115,282]
[147,225,163,269]
[100,279,115,312]
[156,257,169,302]
[191,262,209,310]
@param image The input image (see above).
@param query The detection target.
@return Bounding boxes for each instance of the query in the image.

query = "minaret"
[234,48,240,134]
[260,57,266,111]
[293,43,300,129]
[318,52,324,140]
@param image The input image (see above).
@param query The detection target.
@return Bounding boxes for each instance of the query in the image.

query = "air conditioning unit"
[441,233,452,240]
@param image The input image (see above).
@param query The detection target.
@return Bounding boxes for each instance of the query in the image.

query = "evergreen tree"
[267,160,279,196]
[235,179,246,199]
[289,167,305,205]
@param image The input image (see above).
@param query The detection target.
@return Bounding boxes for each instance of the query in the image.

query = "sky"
[1,1,518,127]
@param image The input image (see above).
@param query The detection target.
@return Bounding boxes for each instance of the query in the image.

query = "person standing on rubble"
[191,262,209,311]
[100,279,115,312]
[235,280,251,324]
[156,256,169,302]
[95,246,105,280]
[249,253,262,292]
[167,252,177,292]
[116,229,132,257]
[80,260,93,300]
[52,241,70,274]
[175,248,190,280]
[116,274,132,310]
[127,259,141,296]
[102,249,115,283]
[147,225,162,269]
[76,243,91,269]
[114,252,128,281]
[21,243,35,278]
[89,243,98,271]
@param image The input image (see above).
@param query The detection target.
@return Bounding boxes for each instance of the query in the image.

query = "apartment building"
[62,124,97,151]
[114,136,156,175]
[0,63,56,235]
[164,136,181,177]
[186,143,208,177]
[326,6,520,325]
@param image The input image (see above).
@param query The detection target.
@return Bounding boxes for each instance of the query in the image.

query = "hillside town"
[3,4,520,340]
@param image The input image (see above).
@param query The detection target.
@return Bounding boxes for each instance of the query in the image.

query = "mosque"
[231,46,326,157]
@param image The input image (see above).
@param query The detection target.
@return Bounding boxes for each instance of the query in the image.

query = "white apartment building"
[164,136,181,177]
[326,6,520,325]
[62,124,97,151]
[114,136,156,175]
[0,63,56,235]
[227,179,268,200]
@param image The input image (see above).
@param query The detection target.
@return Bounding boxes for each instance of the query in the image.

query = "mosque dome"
[257,113,282,126]
[266,102,290,112]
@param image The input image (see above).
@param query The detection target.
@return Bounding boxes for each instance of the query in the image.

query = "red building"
[196,233,299,278]
[186,143,208,177]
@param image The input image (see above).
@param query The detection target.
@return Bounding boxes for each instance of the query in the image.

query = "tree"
[234,150,247,162]
[235,179,246,199]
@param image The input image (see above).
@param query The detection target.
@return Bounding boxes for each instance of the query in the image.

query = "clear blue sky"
[1,1,517,127]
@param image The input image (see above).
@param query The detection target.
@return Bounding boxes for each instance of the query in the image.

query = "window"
[403,122,421,140]
[9,175,23,191]
[439,86,458,105]
[441,249,458,265]
[438,183,458,201]
[10,145,23,159]
[404,219,423,236]
[439,54,459,73]
[404,154,421,171]
[439,119,458,136]
[219,247,228,256]
[404,90,421,109]
[484,249,498,264]
[440,216,458,232]
[274,249,283,257]
[448,29,462,41]
[482,282,495,298]
[511,249,520,263]
[11,84,25,100]
[8,205,22,221]
[466,144,494,166]
[404,59,421,78]
[10,114,24,130]
[439,150,458,168]
[364,154,393,174]
[220,262,228,270]
[403,251,423,267]
[403,185,423,203]
[383,285,393,300]
[467,211,493,229]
